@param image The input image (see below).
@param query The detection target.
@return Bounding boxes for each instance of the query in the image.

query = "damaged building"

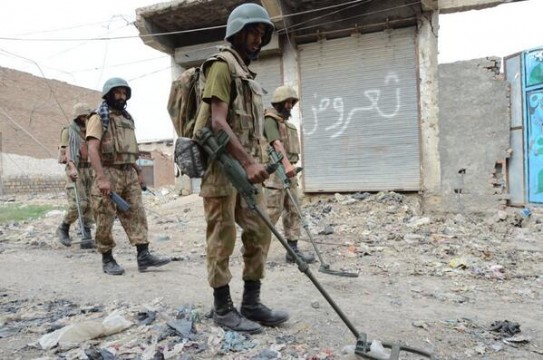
[134,0,532,213]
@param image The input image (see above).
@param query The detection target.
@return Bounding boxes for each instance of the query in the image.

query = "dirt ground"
[0,189,542,360]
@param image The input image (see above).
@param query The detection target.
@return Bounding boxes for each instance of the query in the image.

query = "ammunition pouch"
[174,137,207,178]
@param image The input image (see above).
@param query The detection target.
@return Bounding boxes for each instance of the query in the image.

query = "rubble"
[0,190,541,359]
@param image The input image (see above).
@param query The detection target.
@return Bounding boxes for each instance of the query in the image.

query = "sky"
[0,0,542,143]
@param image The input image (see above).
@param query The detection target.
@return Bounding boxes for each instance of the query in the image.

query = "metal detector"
[196,128,434,360]
[267,146,359,277]
[73,181,90,241]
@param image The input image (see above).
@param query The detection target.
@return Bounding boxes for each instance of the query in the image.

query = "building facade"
[134,0,524,212]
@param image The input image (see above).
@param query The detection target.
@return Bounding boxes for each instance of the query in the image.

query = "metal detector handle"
[141,184,156,196]
[110,192,130,212]
[73,182,90,240]
[195,128,259,209]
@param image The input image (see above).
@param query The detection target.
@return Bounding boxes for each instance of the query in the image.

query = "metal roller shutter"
[249,56,282,109]
[299,27,420,192]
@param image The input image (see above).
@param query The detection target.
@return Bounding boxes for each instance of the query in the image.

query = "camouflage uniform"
[88,77,169,275]
[263,107,302,241]
[263,89,315,264]
[199,3,288,334]
[57,104,96,248]
[87,110,148,254]
[200,47,271,288]
[61,124,94,228]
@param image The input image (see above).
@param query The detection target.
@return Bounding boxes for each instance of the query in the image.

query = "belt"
[78,162,91,168]
[106,164,134,171]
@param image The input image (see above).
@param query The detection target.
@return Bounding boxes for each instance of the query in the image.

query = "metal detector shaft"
[253,205,361,338]
[284,188,358,277]
[257,205,433,359]
[67,125,89,240]
[284,187,324,264]
[267,146,358,277]
[258,204,432,359]
[73,181,90,239]
[196,128,433,359]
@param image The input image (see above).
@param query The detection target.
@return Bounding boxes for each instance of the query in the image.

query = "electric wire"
[2,152,27,175]
[280,0,373,32]
[128,66,170,81]
[71,56,167,73]
[0,0,421,42]
[0,107,57,158]
[9,17,126,37]
[0,0,424,158]
[279,1,421,35]
[0,49,71,127]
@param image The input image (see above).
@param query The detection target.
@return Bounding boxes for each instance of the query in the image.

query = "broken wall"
[438,57,510,213]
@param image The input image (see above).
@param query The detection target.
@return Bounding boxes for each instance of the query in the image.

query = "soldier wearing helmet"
[199,3,288,334]
[56,102,96,249]
[263,85,316,264]
[86,77,170,276]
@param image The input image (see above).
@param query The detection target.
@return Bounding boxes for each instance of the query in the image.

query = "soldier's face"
[109,87,128,110]
[278,98,295,118]
[239,24,266,61]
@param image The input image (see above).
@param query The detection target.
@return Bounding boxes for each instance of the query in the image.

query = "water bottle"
[519,208,531,218]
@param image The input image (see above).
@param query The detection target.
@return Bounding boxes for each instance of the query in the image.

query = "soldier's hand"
[246,162,269,184]
[96,175,111,196]
[69,168,78,181]
[285,163,297,178]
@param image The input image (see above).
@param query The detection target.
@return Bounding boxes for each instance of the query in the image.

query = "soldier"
[86,77,170,275]
[199,3,288,334]
[263,85,316,264]
[56,103,96,249]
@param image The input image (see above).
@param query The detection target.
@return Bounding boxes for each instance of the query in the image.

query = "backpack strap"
[264,108,284,122]
[214,48,252,80]
[59,126,68,144]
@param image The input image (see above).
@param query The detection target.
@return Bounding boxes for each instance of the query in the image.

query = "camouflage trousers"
[264,182,301,241]
[203,185,271,288]
[91,166,148,254]
[63,166,94,226]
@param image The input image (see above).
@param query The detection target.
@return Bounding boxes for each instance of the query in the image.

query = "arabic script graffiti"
[305,73,401,138]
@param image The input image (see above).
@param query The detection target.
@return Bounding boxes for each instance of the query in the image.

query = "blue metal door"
[523,48,543,203]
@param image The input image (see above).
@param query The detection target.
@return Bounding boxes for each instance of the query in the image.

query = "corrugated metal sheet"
[249,55,282,108]
[298,27,420,192]
[504,54,525,205]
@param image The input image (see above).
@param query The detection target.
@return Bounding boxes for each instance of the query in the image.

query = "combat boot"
[56,222,71,247]
[240,280,289,327]
[213,285,262,334]
[80,226,96,249]
[136,244,171,272]
[285,240,316,264]
[102,250,125,275]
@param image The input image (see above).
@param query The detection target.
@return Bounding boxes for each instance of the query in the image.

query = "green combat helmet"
[72,102,92,118]
[271,85,299,106]
[225,3,274,48]
[102,77,131,100]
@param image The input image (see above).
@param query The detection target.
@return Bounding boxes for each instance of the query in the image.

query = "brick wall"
[152,150,174,188]
[0,67,101,159]
[3,175,65,194]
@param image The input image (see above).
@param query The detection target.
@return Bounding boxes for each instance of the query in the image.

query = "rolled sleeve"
[86,114,103,141]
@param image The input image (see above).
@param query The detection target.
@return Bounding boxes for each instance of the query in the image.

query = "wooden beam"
[260,0,285,29]
[421,0,438,11]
